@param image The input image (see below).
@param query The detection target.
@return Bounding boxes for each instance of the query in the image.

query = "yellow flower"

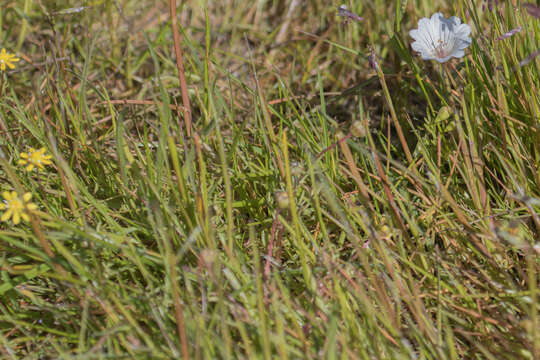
[0,48,20,71]
[18,147,53,171]
[0,192,38,225]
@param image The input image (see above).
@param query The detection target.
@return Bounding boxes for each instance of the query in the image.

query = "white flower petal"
[412,35,431,51]
[452,50,465,58]
[455,23,471,38]
[456,40,471,50]
[449,16,461,26]
[411,41,428,53]
[440,18,456,32]
[409,29,421,40]
[435,55,453,63]
[430,12,443,22]
[429,15,440,38]
[417,17,433,31]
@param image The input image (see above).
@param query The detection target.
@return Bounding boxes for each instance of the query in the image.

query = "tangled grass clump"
[0,0,538,358]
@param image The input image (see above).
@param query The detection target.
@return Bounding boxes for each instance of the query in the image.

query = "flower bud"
[290,160,303,177]
[350,120,366,138]
[275,191,290,210]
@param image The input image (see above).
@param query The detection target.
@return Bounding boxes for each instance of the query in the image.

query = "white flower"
[409,13,472,63]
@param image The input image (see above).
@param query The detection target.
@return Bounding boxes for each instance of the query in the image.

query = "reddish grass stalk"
[264,209,280,277]
[168,4,191,358]
[170,253,190,360]
[169,0,192,138]
[104,99,186,111]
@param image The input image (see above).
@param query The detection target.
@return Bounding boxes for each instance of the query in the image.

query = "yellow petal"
[21,212,29,222]
[20,152,28,159]
[18,160,28,166]
[0,49,6,55]
[23,193,32,202]
[0,63,5,71]
[2,191,11,200]
[1,209,13,221]
[27,164,34,171]
[7,62,15,69]
[12,212,20,225]
[10,191,18,199]
[26,203,37,211]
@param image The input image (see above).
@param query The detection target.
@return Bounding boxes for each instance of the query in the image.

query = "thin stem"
[16,0,31,51]
[374,55,414,165]
[169,0,192,138]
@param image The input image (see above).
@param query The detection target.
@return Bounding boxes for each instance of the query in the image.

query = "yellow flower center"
[29,151,44,164]
[4,198,24,211]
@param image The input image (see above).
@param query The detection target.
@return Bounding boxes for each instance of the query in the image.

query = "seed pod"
[350,120,366,138]
[290,160,303,177]
[275,191,290,210]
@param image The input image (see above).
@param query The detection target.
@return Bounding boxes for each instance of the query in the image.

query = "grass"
[0,0,539,358]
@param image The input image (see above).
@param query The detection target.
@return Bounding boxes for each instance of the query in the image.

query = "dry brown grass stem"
[168,2,191,356]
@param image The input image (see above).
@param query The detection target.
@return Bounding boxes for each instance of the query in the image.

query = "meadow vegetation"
[0,0,539,358]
